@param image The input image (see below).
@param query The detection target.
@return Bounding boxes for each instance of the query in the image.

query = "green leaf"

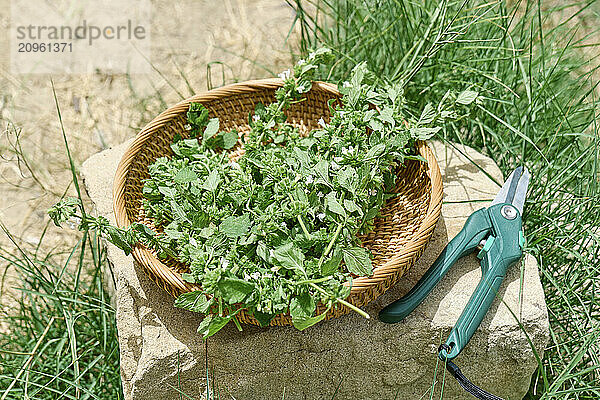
[365,143,386,159]
[409,126,441,140]
[272,243,305,271]
[175,291,213,313]
[456,90,478,105]
[187,103,210,131]
[203,118,220,140]
[217,277,255,304]
[221,131,238,149]
[289,292,316,319]
[197,314,235,338]
[321,250,342,276]
[313,160,331,187]
[342,247,373,276]
[326,192,347,219]
[292,307,330,331]
[378,107,395,126]
[337,166,357,192]
[343,199,362,215]
[219,214,251,238]
[105,225,133,255]
[417,103,436,125]
[202,169,221,192]
[174,166,198,183]
[253,311,275,327]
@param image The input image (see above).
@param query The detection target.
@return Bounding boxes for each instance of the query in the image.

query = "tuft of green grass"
[0,87,123,400]
[292,0,600,398]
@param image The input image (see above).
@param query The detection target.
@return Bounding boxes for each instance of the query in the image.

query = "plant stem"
[294,276,333,285]
[317,222,344,270]
[308,282,370,319]
[297,215,311,239]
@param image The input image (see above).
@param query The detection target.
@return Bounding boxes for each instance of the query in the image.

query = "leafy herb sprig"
[49,49,475,337]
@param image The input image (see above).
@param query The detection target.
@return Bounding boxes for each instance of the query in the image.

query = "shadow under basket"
[113,78,443,327]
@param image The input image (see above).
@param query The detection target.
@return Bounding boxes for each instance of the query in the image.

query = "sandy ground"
[0,0,296,304]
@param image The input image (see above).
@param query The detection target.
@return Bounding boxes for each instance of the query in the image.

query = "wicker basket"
[113,78,443,326]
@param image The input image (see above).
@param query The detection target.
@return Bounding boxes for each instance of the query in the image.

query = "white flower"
[369,189,378,196]
[297,58,306,66]
[343,81,351,88]
[309,51,316,59]
[184,124,192,130]
[280,222,288,230]
[269,249,275,257]
[270,266,280,272]
[317,191,324,198]
[278,69,291,80]
[250,272,261,280]
[305,175,314,184]
[296,84,306,93]
[221,259,230,270]
[341,147,348,155]
[264,273,273,279]
[317,213,326,221]
[318,117,326,128]
[244,273,251,281]
[334,156,343,163]
[252,114,260,122]
[331,161,340,170]
[67,216,82,230]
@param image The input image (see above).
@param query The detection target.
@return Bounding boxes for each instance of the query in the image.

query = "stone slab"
[81,140,550,400]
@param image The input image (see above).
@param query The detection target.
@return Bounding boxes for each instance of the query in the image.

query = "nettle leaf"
[175,291,213,314]
[378,107,395,126]
[219,214,251,238]
[418,103,436,125]
[272,243,305,271]
[326,192,346,219]
[343,247,373,276]
[293,147,310,167]
[321,250,342,276]
[217,277,255,304]
[197,314,236,338]
[222,131,238,150]
[204,118,220,140]
[409,126,441,140]
[174,166,198,183]
[368,118,384,132]
[290,291,316,319]
[158,186,176,198]
[365,143,386,159]
[292,307,330,331]
[343,199,362,216]
[105,226,133,255]
[456,90,479,105]
[337,166,357,192]
[202,169,221,192]
[187,103,210,130]
[253,311,275,327]
[314,160,331,187]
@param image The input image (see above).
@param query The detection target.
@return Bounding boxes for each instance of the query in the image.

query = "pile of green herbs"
[49,49,473,337]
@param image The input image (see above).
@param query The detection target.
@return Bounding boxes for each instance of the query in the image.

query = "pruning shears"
[379,166,530,363]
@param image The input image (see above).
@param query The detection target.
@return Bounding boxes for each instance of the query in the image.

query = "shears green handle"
[379,203,525,360]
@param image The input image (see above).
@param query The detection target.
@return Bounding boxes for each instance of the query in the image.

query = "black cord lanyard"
[439,344,505,400]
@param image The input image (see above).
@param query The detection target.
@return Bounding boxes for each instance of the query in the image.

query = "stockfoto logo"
[11,0,151,74]
[16,20,147,46]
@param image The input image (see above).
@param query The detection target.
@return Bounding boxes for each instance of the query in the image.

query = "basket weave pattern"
[113,79,443,326]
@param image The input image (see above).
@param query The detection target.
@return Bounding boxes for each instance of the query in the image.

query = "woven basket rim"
[112,78,443,298]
